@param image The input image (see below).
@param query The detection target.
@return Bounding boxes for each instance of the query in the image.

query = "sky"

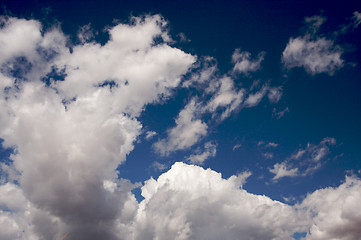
[0,0,361,239]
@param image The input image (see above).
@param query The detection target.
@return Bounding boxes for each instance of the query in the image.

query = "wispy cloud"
[186,141,217,164]
[232,49,265,75]
[269,137,336,180]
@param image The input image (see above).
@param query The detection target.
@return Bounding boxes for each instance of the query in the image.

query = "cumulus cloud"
[186,141,217,164]
[133,162,306,240]
[269,137,336,180]
[1,14,356,240]
[282,15,343,75]
[300,175,361,240]
[0,15,194,240]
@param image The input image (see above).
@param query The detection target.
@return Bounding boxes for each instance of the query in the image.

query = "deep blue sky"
[1,0,361,203]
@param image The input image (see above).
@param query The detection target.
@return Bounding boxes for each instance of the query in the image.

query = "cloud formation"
[186,141,217,164]
[133,162,306,240]
[154,99,207,155]
[269,137,336,180]
[0,15,194,240]
[232,49,265,74]
[0,13,359,240]
[282,15,343,75]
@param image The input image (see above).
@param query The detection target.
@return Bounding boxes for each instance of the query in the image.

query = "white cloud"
[237,170,252,187]
[270,137,336,180]
[0,15,194,239]
[244,84,268,108]
[232,49,265,74]
[205,76,245,119]
[182,56,217,88]
[145,131,157,140]
[232,143,242,151]
[268,87,283,104]
[270,162,299,180]
[134,162,306,240]
[282,15,343,75]
[151,161,167,171]
[300,176,361,240]
[1,14,356,240]
[154,99,207,155]
[266,142,279,148]
[282,36,343,75]
[77,23,95,44]
[186,141,217,164]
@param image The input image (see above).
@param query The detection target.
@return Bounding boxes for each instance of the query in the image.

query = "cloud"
[1,14,356,240]
[145,131,157,140]
[133,162,306,240]
[154,99,208,155]
[160,54,282,156]
[270,162,299,180]
[282,15,343,75]
[0,15,194,240]
[205,76,245,119]
[237,170,252,187]
[266,142,279,148]
[232,49,265,74]
[1,158,361,240]
[353,11,361,28]
[300,175,361,240]
[232,143,242,151]
[151,161,166,171]
[268,87,283,104]
[244,84,268,108]
[269,137,336,180]
[273,107,290,119]
[282,37,343,75]
[186,141,217,164]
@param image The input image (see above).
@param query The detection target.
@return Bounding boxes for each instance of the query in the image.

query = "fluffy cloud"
[133,162,307,240]
[300,176,361,240]
[133,163,361,240]
[282,15,343,75]
[0,15,194,239]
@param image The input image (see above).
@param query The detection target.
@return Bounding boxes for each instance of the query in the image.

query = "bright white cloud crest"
[0,14,360,240]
